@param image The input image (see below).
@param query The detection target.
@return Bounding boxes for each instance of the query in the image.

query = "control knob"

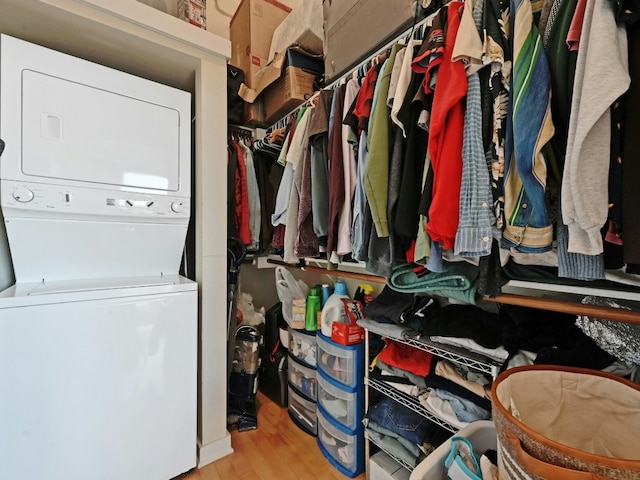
[13,186,35,203]
[171,201,185,213]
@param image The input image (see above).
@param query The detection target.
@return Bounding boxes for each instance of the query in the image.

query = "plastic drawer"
[409,421,496,480]
[316,332,363,388]
[288,327,317,368]
[288,354,317,401]
[288,385,317,436]
[317,369,363,431]
[317,405,364,478]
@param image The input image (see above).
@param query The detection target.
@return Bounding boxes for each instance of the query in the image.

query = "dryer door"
[21,70,181,192]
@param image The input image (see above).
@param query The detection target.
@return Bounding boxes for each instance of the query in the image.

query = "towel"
[387,261,479,304]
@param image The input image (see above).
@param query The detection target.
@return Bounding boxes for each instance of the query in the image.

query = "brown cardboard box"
[322,0,425,82]
[259,47,324,125]
[243,96,267,128]
[230,0,291,89]
[263,66,316,124]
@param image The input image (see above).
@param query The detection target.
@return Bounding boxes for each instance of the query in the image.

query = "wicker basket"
[492,365,640,479]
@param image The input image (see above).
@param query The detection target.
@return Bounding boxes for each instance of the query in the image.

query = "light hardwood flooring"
[177,391,366,480]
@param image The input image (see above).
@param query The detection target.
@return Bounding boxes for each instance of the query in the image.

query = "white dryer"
[0,35,198,480]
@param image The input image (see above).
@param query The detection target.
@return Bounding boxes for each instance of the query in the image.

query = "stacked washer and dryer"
[0,35,198,479]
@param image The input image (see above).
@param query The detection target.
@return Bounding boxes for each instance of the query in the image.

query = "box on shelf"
[230,0,291,89]
[370,450,411,480]
[331,299,365,346]
[243,97,267,128]
[290,298,307,330]
[322,0,427,82]
[262,47,323,124]
[239,46,323,123]
[178,0,206,29]
[268,0,323,63]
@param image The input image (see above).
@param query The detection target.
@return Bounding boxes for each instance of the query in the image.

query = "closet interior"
[228,0,640,478]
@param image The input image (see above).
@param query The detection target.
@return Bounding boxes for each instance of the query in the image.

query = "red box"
[331,299,365,346]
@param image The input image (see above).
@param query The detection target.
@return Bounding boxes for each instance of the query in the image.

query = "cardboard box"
[262,47,323,124]
[178,0,206,29]
[323,0,426,82]
[243,96,268,128]
[331,299,365,346]
[230,0,291,89]
[369,450,411,480]
[290,298,306,330]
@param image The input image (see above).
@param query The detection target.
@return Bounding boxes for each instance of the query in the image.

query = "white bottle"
[320,281,349,337]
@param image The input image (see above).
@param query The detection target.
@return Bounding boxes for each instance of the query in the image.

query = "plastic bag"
[275,266,308,326]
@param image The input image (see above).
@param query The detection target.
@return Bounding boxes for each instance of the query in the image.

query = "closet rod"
[266,258,386,284]
[228,123,255,132]
[267,9,437,132]
[484,294,640,325]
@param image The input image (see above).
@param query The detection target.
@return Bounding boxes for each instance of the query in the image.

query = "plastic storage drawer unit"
[288,327,317,367]
[288,385,318,436]
[317,369,363,431]
[317,405,364,478]
[288,354,317,400]
[316,332,363,389]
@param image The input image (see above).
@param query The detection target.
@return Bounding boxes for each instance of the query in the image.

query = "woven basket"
[492,365,640,480]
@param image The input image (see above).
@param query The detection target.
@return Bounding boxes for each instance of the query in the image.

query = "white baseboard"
[197,432,234,468]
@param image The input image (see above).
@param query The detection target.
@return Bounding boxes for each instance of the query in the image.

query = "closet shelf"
[366,433,416,472]
[399,336,501,378]
[366,377,459,434]
[266,258,386,284]
[485,293,640,325]
[268,260,640,325]
[367,327,501,378]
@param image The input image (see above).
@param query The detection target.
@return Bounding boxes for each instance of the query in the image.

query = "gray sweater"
[561,0,630,255]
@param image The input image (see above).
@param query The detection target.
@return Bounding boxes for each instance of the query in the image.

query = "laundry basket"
[492,365,640,479]
[410,420,496,480]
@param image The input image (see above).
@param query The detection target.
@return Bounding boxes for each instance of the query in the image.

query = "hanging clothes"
[413,1,467,252]
[336,78,362,257]
[283,107,314,263]
[235,143,251,246]
[326,84,346,257]
[453,0,496,258]
[239,143,261,251]
[561,0,629,257]
[501,0,555,253]
[308,89,334,248]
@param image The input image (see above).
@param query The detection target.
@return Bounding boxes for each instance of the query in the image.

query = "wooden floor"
[177,391,366,480]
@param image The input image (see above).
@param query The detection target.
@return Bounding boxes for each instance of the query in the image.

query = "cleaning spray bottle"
[320,281,349,337]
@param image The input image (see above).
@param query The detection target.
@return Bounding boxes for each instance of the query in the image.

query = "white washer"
[0,276,197,480]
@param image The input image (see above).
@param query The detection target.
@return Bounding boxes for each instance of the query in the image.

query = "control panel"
[0,180,190,221]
